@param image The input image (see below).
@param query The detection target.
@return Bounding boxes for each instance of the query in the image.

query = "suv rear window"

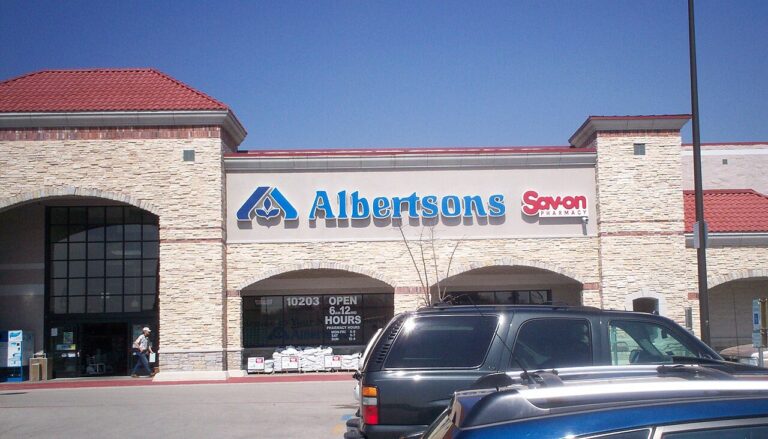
[511,318,592,369]
[384,315,498,369]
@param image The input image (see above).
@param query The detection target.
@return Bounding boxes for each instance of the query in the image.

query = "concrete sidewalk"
[0,371,353,391]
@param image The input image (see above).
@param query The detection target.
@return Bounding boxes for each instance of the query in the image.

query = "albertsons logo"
[236,186,298,221]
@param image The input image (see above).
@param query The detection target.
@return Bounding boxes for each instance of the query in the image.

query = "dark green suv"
[346,305,722,439]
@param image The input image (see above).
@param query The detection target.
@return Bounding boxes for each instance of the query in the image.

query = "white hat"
[142,327,151,332]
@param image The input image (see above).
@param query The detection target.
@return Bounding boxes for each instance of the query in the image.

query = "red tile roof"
[684,189,768,233]
[0,69,228,112]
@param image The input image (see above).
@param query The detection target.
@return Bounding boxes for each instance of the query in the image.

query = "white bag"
[149,353,156,363]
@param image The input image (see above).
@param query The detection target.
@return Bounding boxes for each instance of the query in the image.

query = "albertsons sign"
[237,187,587,224]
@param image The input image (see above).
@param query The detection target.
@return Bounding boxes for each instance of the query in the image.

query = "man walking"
[131,327,154,378]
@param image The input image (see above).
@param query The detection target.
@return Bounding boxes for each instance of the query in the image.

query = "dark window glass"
[87,296,104,313]
[69,243,86,260]
[106,295,122,313]
[125,260,141,277]
[142,259,158,275]
[88,243,105,259]
[87,278,104,295]
[125,224,142,241]
[88,207,105,224]
[124,277,141,294]
[243,296,285,347]
[106,225,123,242]
[385,315,497,369]
[126,207,143,224]
[52,279,67,296]
[142,295,156,311]
[142,277,157,294]
[586,430,650,439]
[124,242,141,259]
[142,242,159,259]
[50,225,69,243]
[242,294,394,348]
[106,278,122,295]
[87,225,105,242]
[609,320,697,365]
[511,319,592,370]
[69,296,85,313]
[662,425,768,438]
[447,290,552,305]
[88,260,105,277]
[52,297,67,313]
[69,224,86,242]
[106,260,123,277]
[106,243,123,259]
[52,243,68,260]
[124,295,141,312]
[68,279,86,295]
[106,207,123,224]
[50,207,68,224]
[69,261,86,278]
[47,206,159,315]
[52,261,67,278]
[143,225,159,241]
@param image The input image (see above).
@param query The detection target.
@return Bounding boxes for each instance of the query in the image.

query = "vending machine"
[5,330,35,382]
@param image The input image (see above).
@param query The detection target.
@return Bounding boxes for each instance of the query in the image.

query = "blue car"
[420,365,768,439]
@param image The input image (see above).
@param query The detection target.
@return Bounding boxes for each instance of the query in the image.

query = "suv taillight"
[362,385,379,425]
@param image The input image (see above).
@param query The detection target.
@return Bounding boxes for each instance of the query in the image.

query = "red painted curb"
[0,373,353,391]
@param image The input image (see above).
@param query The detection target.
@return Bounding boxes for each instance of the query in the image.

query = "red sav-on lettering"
[521,190,587,216]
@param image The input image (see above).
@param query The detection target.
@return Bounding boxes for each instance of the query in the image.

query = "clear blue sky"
[1,1,766,149]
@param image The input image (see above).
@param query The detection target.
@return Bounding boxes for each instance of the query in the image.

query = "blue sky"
[1,1,766,149]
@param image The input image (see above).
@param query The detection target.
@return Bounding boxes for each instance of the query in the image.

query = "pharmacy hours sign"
[324,295,362,343]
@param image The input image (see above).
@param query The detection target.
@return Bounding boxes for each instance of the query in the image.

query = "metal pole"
[688,0,710,345]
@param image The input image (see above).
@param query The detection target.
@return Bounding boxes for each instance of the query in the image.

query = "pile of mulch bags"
[253,346,361,373]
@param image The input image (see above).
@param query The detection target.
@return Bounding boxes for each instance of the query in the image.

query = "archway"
[0,194,160,378]
[708,276,768,352]
[433,264,583,306]
[239,268,395,360]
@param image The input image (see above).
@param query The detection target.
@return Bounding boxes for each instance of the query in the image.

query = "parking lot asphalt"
[0,379,357,439]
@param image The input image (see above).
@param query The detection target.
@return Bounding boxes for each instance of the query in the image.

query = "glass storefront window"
[47,206,159,314]
[243,293,394,348]
[448,290,552,305]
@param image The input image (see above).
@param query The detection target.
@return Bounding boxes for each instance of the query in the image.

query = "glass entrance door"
[50,324,79,378]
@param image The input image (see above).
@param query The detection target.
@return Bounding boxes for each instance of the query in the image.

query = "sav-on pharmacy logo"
[236,186,298,221]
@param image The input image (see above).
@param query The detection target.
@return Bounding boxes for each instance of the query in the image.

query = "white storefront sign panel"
[226,167,596,242]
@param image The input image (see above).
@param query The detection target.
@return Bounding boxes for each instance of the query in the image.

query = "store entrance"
[80,322,129,376]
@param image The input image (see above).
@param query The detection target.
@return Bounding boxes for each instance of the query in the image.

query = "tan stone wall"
[225,236,600,353]
[0,133,228,371]
[595,133,695,327]
[686,246,768,350]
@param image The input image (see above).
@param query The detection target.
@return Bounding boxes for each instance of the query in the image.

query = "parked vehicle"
[345,304,754,439]
[421,365,768,438]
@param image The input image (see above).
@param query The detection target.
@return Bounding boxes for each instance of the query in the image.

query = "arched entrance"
[240,268,395,358]
[434,265,583,306]
[0,195,159,378]
[709,276,768,352]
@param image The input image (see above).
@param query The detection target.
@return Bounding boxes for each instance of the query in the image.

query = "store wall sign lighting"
[521,190,588,218]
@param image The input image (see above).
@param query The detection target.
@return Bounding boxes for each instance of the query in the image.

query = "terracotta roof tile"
[684,189,768,233]
[0,69,228,112]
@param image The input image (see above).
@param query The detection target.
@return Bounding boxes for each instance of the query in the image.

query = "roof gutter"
[0,110,247,147]
[685,233,768,247]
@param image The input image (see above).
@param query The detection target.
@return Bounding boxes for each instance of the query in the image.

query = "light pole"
[687,0,711,345]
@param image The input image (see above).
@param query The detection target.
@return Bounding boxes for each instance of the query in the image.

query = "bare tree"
[398,224,462,306]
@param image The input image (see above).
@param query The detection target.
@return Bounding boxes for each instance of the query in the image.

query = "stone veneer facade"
[0,126,232,374]
[2,115,766,375]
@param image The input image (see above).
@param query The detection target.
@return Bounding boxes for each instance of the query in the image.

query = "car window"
[384,315,498,369]
[582,429,651,439]
[510,318,592,370]
[609,320,696,365]
[661,424,768,438]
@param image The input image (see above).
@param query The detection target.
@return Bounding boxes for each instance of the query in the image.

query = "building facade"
[1,69,766,379]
